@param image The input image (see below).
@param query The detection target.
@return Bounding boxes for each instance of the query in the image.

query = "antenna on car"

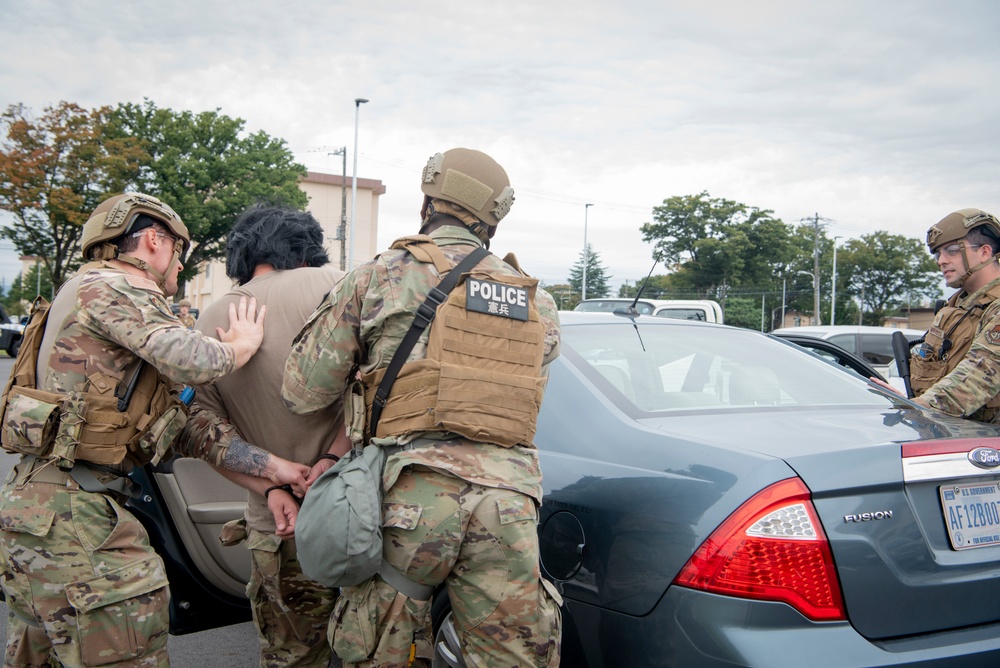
[616,254,660,319]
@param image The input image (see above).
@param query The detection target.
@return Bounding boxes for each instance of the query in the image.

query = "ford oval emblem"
[968,447,1000,469]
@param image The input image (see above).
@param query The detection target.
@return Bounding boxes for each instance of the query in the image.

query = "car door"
[126,457,252,634]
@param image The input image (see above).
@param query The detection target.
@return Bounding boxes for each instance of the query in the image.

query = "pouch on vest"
[1,387,61,456]
[296,443,389,588]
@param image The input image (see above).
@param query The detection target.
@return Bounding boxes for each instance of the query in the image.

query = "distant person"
[873,208,1000,421]
[177,298,196,328]
[283,148,562,666]
[0,193,268,667]
[177,205,349,667]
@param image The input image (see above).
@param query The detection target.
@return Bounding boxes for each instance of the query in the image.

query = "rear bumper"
[559,586,1000,667]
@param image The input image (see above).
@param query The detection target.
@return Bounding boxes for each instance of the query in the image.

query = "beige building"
[184,171,384,310]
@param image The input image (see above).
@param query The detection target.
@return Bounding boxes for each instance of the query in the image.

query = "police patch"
[985,325,1000,346]
[466,279,529,321]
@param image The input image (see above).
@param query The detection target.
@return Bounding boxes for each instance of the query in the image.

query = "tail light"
[673,477,846,622]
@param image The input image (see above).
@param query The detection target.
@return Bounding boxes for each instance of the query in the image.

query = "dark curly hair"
[226,205,329,285]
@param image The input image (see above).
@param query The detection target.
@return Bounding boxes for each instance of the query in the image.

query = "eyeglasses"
[133,229,183,252]
[933,242,982,261]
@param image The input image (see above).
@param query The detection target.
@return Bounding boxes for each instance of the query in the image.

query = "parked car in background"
[771,324,924,377]
[0,305,25,357]
[129,312,1000,666]
[769,331,886,382]
[574,297,723,323]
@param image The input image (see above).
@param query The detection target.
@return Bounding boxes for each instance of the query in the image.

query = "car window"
[653,308,706,321]
[563,323,891,413]
[860,334,894,366]
[827,334,857,353]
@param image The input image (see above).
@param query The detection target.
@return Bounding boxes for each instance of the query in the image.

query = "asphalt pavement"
[0,355,340,667]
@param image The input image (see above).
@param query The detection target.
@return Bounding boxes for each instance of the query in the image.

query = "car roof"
[558,310,724,327]
[771,325,924,337]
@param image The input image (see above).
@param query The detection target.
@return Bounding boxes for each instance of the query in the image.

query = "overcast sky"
[1,0,998,295]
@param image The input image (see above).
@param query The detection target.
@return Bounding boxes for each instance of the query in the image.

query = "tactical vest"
[910,278,1000,412]
[361,236,547,447]
[0,264,186,469]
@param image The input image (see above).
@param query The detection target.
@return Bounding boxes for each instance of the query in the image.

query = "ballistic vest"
[0,263,186,469]
[361,236,547,447]
[910,277,1000,413]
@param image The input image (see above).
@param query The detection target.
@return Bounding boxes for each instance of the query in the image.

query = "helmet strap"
[950,247,998,289]
[112,245,180,292]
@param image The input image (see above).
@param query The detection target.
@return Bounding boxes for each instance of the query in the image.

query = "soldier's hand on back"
[216,296,267,369]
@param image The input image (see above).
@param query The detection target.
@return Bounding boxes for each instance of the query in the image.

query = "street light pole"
[582,203,593,301]
[349,98,369,270]
[831,236,842,325]
[328,147,348,271]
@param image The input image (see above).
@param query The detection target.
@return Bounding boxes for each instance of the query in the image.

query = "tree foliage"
[721,297,761,330]
[4,263,55,314]
[0,102,145,286]
[838,231,940,326]
[109,100,308,287]
[568,244,612,299]
[640,192,797,298]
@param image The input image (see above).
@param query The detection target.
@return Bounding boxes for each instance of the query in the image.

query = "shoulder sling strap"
[369,246,490,435]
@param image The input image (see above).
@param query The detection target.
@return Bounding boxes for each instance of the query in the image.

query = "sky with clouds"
[1,0,998,294]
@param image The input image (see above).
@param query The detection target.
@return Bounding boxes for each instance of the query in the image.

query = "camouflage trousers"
[237,524,337,667]
[329,466,562,668]
[0,461,169,667]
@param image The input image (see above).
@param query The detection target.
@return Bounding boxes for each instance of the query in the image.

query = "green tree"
[838,231,940,326]
[640,192,797,298]
[540,282,577,310]
[4,264,55,315]
[569,245,612,299]
[109,100,308,288]
[721,297,761,330]
[0,102,145,287]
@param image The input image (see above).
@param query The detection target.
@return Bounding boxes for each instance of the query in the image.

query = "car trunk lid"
[645,407,1000,639]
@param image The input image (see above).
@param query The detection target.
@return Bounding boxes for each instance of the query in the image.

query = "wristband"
[317,453,340,464]
[264,483,294,500]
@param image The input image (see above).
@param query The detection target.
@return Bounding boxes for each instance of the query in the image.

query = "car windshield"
[561,322,894,413]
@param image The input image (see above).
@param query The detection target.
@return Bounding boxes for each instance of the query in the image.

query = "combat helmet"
[420,148,515,243]
[927,208,1000,288]
[81,193,190,290]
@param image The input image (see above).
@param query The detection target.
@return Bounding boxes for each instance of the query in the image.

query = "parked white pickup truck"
[573,298,724,323]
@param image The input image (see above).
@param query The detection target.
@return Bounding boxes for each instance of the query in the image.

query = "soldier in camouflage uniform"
[0,193,275,668]
[177,299,196,329]
[175,205,349,667]
[875,209,1000,422]
[283,148,562,667]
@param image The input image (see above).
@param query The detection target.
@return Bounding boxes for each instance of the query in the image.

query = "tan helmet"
[927,208,1000,288]
[926,208,1000,254]
[177,299,191,308]
[82,193,189,261]
[420,148,515,232]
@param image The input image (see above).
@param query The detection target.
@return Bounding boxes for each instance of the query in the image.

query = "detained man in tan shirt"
[176,205,349,667]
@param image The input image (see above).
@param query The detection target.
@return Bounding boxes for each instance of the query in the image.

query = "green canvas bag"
[296,443,388,588]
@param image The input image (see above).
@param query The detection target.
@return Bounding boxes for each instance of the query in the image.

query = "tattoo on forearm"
[223,436,270,477]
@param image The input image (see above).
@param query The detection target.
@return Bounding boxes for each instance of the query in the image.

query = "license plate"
[940,482,1000,550]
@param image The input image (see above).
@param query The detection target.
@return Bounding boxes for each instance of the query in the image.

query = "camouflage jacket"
[282,225,560,501]
[34,266,238,467]
[915,276,1000,422]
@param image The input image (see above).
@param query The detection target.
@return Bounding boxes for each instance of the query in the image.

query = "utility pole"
[813,213,821,326]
